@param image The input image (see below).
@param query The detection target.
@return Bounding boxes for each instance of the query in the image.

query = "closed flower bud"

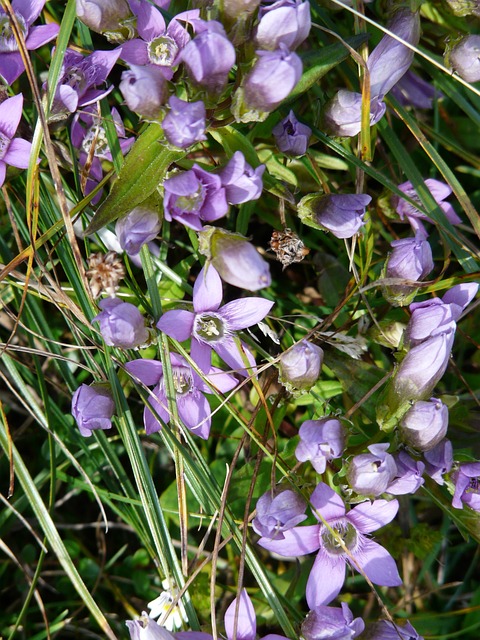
[76,0,133,41]
[116,207,161,257]
[93,297,149,348]
[256,0,311,51]
[323,90,386,137]
[387,451,425,496]
[198,226,271,291]
[273,110,312,156]
[424,438,453,485]
[252,488,307,539]
[71,383,115,437]
[295,417,346,473]
[279,339,323,392]
[382,234,434,306]
[347,443,397,497]
[399,398,449,451]
[445,35,480,83]
[219,151,265,204]
[298,192,371,238]
[162,96,206,149]
[119,64,168,120]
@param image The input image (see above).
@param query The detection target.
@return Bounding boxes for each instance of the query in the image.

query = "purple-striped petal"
[220,297,274,330]
[310,483,345,522]
[224,590,256,640]
[157,309,195,341]
[353,538,402,586]
[306,549,346,608]
[258,524,320,556]
[348,499,399,533]
[193,265,223,312]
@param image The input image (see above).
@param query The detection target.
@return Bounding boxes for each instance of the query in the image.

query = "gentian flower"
[395,178,462,234]
[0,94,33,188]
[363,620,424,640]
[278,339,323,392]
[451,462,480,511]
[252,488,307,539]
[382,234,434,306]
[157,265,274,376]
[93,297,149,348]
[119,64,169,120]
[224,590,289,640]
[272,110,312,156]
[445,34,480,83]
[76,0,133,42]
[399,398,448,451]
[323,91,386,138]
[0,0,59,84]
[116,207,161,258]
[347,443,397,497]
[298,193,371,238]
[391,70,442,109]
[295,418,346,474]
[258,482,401,608]
[219,151,265,205]
[71,383,115,437]
[386,451,425,495]
[162,96,206,149]
[301,602,365,640]
[423,439,453,485]
[256,0,311,51]
[163,165,228,230]
[125,353,237,438]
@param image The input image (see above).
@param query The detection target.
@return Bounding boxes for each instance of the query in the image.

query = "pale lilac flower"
[383,234,434,306]
[125,353,237,438]
[224,590,289,640]
[445,35,480,83]
[71,383,115,437]
[323,91,386,138]
[76,0,132,40]
[452,462,480,511]
[126,612,175,640]
[258,482,401,608]
[272,110,311,156]
[295,418,346,474]
[93,297,149,348]
[347,444,397,497]
[252,489,307,539]
[395,179,462,234]
[256,0,311,51]
[399,398,448,451]
[278,339,323,392]
[115,207,161,257]
[0,0,59,84]
[163,165,228,230]
[301,602,365,640]
[391,70,442,109]
[424,439,453,485]
[219,151,265,204]
[120,64,169,120]
[386,451,425,495]
[162,96,206,149]
[298,193,371,238]
[157,265,274,376]
[0,94,33,188]
[364,620,424,640]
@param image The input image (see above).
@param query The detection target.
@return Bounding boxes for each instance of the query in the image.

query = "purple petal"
[258,524,320,556]
[135,1,166,40]
[306,549,346,608]
[119,39,149,65]
[88,49,122,84]
[213,338,257,377]
[157,309,195,341]
[0,52,25,84]
[144,395,169,434]
[176,634,213,640]
[0,161,6,188]
[193,265,223,313]
[220,298,274,330]
[178,392,211,439]
[199,368,237,394]
[4,138,33,169]
[224,590,256,640]
[25,23,59,50]
[0,94,23,140]
[348,499,399,533]
[191,338,212,372]
[424,178,452,201]
[354,539,402,587]
[14,0,44,25]
[125,359,164,386]
[310,483,345,521]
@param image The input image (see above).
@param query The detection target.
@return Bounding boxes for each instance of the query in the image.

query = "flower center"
[468,477,480,492]
[172,366,193,396]
[321,521,358,556]
[148,36,178,66]
[0,130,11,160]
[174,184,205,213]
[62,65,87,93]
[82,125,109,157]
[0,13,27,53]
[194,313,225,343]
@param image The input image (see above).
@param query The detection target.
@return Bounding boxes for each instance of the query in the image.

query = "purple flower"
[256,0,311,51]
[395,179,462,235]
[323,91,386,138]
[391,70,442,109]
[386,451,425,495]
[162,96,206,149]
[125,353,237,438]
[383,234,434,306]
[219,151,265,204]
[0,94,33,188]
[278,339,323,392]
[115,207,161,257]
[295,418,346,474]
[197,226,271,291]
[258,482,401,607]
[76,0,132,40]
[0,0,59,84]
[298,193,371,238]
[126,612,175,640]
[364,620,424,640]
[445,35,480,83]
[301,602,365,640]
[157,265,274,376]
[424,439,453,485]
[71,383,115,437]
[452,462,480,511]
[252,489,307,539]
[163,165,228,230]
[224,590,288,640]
[93,297,149,348]
[119,64,169,120]
[272,110,311,156]
[347,444,397,497]
[399,398,448,451]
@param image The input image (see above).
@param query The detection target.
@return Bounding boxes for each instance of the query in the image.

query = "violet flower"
[445,34,480,83]
[0,0,59,85]
[364,620,424,640]
[256,0,311,51]
[157,265,274,376]
[347,443,397,497]
[163,165,228,230]
[272,110,311,156]
[399,398,448,451]
[0,94,33,188]
[301,602,365,640]
[295,418,346,474]
[386,451,425,495]
[119,63,169,120]
[115,207,161,258]
[424,439,453,485]
[71,383,115,437]
[93,297,149,348]
[383,234,434,306]
[451,462,480,511]
[252,488,307,539]
[219,151,265,205]
[278,339,323,392]
[224,590,289,640]
[125,353,237,438]
[391,70,442,109]
[162,96,206,149]
[258,482,401,608]
[298,193,371,238]
[323,91,386,138]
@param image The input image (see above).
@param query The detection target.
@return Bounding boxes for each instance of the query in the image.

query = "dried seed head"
[269,228,309,268]
[87,251,125,298]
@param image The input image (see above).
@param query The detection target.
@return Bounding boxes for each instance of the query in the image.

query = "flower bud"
[219,151,265,204]
[272,110,311,156]
[278,339,323,392]
[347,443,397,497]
[424,438,453,485]
[71,383,115,437]
[323,90,386,137]
[93,297,149,348]
[295,417,346,473]
[256,0,311,51]
[298,193,371,238]
[386,451,425,495]
[445,35,480,83]
[198,226,271,291]
[252,489,307,539]
[382,234,434,306]
[399,398,448,451]
[162,96,206,149]
[76,0,134,42]
[116,207,161,257]
[119,64,168,120]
